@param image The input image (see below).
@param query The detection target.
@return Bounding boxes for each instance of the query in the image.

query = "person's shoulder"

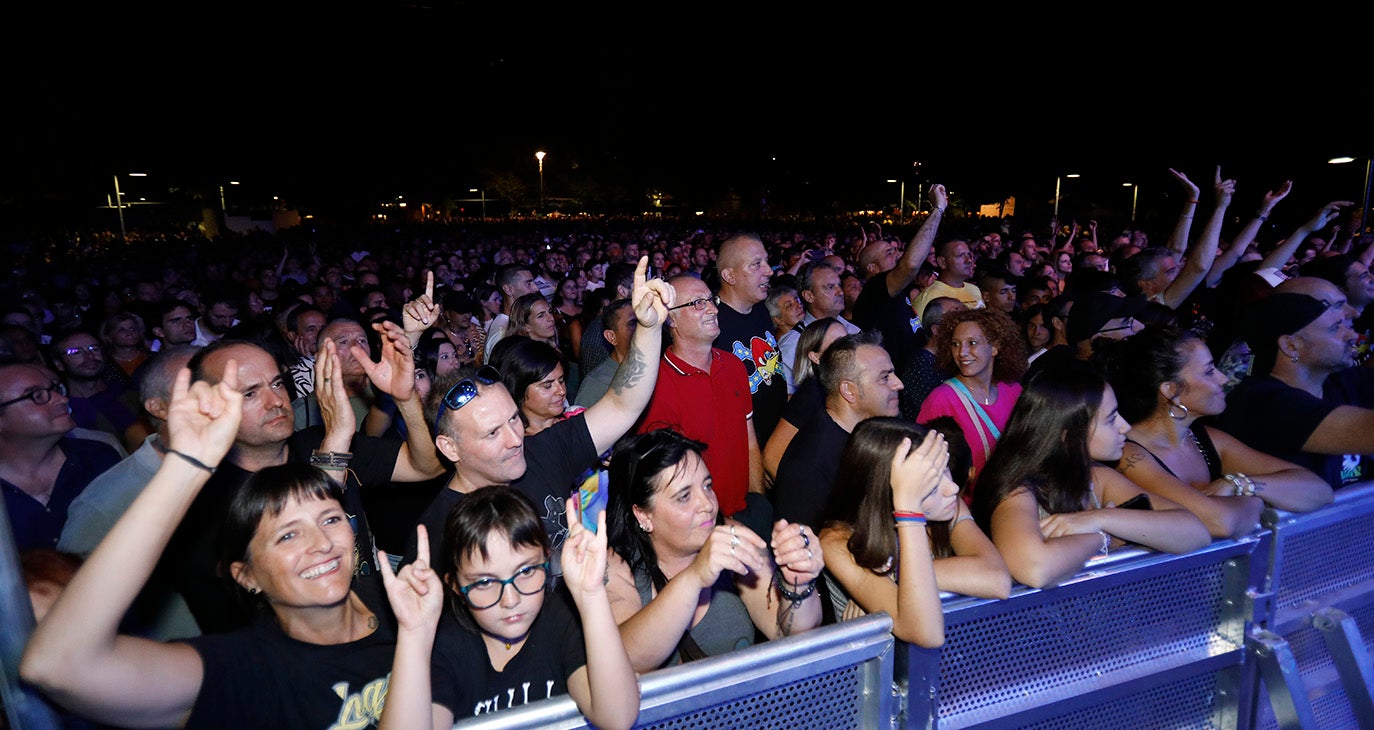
[61,433,124,463]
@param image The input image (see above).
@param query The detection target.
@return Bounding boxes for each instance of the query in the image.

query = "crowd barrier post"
[1252,482,1374,729]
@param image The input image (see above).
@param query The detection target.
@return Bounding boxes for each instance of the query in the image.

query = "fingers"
[424,270,434,300]
[415,524,430,566]
[633,255,649,290]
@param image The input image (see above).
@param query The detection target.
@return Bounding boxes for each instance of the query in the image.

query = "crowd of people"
[5,166,1370,727]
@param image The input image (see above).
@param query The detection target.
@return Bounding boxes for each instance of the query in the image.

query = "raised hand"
[315,338,357,436]
[1306,200,1355,232]
[770,520,822,587]
[890,431,949,513]
[1169,168,1201,200]
[691,522,770,587]
[401,270,440,346]
[630,255,674,328]
[560,496,610,601]
[356,321,417,401]
[165,364,243,469]
[378,525,443,633]
[928,183,948,212]
[1263,180,1293,209]
[1213,166,1237,204]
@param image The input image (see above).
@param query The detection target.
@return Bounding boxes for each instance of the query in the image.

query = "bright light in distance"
[1329,156,1357,164]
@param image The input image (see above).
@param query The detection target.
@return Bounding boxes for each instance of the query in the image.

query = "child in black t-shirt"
[377,486,639,729]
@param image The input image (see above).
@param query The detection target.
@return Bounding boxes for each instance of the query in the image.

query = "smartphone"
[1119,494,1152,511]
[574,467,608,533]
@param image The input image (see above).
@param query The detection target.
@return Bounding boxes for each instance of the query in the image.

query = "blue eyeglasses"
[434,365,501,432]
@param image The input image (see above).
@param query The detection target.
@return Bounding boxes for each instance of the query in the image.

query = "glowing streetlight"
[535,150,546,213]
[470,188,487,219]
[1123,182,1138,223]
[219,180,240,213]
[111,172,147,241]
[1053,173,1080,221]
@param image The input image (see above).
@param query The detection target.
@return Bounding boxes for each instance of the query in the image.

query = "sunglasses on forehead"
[434,365,502,431]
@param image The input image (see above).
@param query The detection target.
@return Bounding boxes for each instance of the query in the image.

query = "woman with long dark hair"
[971,363,1210,588]
[819,418,1009,647]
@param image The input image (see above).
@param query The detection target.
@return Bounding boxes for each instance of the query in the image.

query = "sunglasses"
[434,365,501,432]
[1097,316,1136,334]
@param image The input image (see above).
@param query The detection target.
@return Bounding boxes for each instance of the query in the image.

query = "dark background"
[4,4,1370,231]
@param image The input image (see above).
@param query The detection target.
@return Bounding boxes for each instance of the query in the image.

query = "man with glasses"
[50,329,152,453]
[0,363,122,551]
[637,273,766,535]
[1024,291,1145,384]
[409,257,673,576]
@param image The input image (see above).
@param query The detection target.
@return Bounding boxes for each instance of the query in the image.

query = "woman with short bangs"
[22,366,397,728]
[1093,325,1331,538]
[489,337,577,437]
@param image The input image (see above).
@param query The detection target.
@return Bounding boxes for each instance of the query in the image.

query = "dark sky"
[5,5,1369,224]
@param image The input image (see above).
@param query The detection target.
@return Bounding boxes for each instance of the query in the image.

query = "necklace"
[1187,428,1217,474]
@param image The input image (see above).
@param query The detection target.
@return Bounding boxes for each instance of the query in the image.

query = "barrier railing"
[1252,481,1374,730]
[450,612,896,729]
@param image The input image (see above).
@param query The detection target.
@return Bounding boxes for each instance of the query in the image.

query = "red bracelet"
[893,511,925,519]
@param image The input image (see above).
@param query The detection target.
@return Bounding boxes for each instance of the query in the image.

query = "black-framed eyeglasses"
[457,561,550,609]
[1098,317,1136,334]
[668,295,719,312]
[433,365,501,431]
[0,382,66,410]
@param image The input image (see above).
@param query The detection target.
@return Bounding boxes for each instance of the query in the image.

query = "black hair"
[443,486,551,632]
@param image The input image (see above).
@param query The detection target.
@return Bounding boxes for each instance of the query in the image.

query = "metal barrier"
[450,612,896,730]
[1253,481,1374,730]
[904,539,1265,729]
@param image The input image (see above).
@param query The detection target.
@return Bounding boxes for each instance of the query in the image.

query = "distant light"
[1329,156,1357,164]
[229,181,240,185]
[1066,173,1081,178]
[535,151,546,162]
[886,179,897,183]
[694,211,704,216]
[399,202,407,208]
[470,188,479,192]
[1123,182,1133,187]
[128,172,147,177]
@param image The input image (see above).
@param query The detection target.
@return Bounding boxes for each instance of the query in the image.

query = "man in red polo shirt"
[638,274,768,535]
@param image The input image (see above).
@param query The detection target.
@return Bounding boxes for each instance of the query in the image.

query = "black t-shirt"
[899,347,952,420]
[432,586,587,719]
[407,413,599,579]
[183,581,395,729]
[714,302,788,444]
[851,275,920,373]
[773,411,850,528]
[1218,373,1368,488]
[781,377,825,433]
[165,426,402,634]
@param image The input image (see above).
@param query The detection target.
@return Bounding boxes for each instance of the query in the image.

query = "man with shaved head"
[713,233,789,449]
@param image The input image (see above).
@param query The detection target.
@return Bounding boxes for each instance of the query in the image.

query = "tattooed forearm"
[608,345,646,396]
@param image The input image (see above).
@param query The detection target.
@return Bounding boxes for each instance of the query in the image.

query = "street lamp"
[535,150,546,213]
[111,172,147,241]
[470,188,487,220]
[886,179,904,218]
[219,180,240,214]
[1123,182,1138,223]
[1329,155,1373,233]
[1053,173,1080,222]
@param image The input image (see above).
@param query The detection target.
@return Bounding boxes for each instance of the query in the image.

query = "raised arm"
[377,525,448,730]
[354,321,445,482]
[1166,169,1203,258]
[1208,180,1292,287]
[21,366,243,728]
[400,270,440,351]
[560,498,640,730]
[1162,167,1234,309]
[882,184,947,297]
[1259,200,1354,274]
[585,256,673,453]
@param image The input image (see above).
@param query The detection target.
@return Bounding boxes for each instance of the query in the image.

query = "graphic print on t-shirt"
[730,332,781,394]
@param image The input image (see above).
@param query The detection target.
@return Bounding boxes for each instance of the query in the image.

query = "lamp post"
[535,150,546,214]
[111,172,147,241]
[219,180,240,214]
[886,179,903,218]
[1123,182,1138,224]
[1329,155,1373,233]
[1053,173,1080,222]
[470,188,487,220]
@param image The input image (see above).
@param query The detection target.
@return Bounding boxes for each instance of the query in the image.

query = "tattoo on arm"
[608,345,646,396]
[1118,453,1145,473]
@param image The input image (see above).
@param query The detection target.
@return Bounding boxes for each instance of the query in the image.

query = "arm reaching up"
[1166,168,1203,257]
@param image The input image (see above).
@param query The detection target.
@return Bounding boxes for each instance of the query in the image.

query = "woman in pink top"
[917,308,1027,498]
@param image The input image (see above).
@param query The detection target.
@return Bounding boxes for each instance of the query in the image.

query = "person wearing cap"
[1217,290,1373,488]
[1022,290,1145,383]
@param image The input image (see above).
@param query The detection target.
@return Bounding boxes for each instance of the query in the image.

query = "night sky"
[5,5,1369,228]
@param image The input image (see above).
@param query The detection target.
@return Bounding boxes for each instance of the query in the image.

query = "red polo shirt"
[637,347,753,516]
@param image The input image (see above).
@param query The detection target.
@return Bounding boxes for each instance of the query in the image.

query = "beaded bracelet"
[775,569,817,603]
[1098,530,1111,556]
[1223,473,1256,497]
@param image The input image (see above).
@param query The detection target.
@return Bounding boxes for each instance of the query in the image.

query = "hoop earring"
[1168,398,1189,421]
